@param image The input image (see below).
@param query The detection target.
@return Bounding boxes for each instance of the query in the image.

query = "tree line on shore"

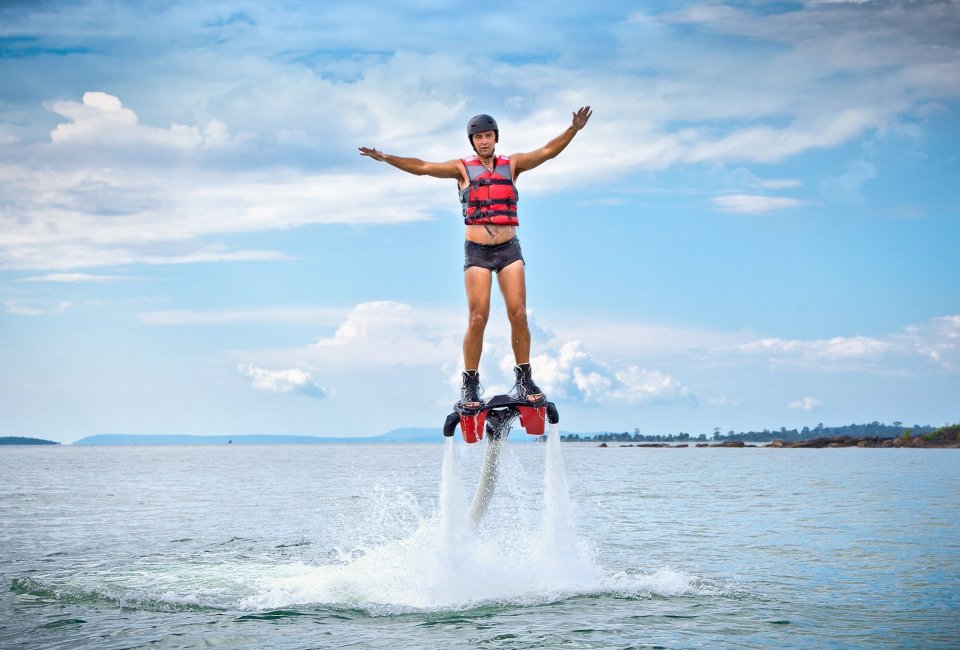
[560,421,937,444]
[0,436,58,446]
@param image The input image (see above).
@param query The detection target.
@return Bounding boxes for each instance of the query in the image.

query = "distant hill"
[0,436,59,446]
[76,433,366,445]
[370,427,441,443]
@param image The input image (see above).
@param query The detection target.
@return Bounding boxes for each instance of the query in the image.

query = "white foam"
[230,431,721,612]
[242,430,605,611]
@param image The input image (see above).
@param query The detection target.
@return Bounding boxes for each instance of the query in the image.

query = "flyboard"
[443,394,560,528]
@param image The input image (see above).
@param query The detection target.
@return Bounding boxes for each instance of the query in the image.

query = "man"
[359,106,592,411]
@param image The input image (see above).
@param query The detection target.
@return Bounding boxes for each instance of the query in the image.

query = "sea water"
[1,439,958,648]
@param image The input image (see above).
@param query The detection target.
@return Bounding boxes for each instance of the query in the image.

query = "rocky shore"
[764,435,958,448]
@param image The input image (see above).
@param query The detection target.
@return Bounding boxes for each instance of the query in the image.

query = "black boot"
[511,363,546,405]
[458,370,483,411]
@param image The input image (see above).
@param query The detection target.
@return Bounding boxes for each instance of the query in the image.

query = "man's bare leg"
[463,266,492,371]
[459,266,492,409]
[498,261,543,402]
[497,260,531,363]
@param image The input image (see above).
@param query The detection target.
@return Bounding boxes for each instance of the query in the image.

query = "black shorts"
[464,237,525,272]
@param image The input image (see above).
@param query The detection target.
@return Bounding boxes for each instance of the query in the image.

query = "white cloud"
[47,91,252,152]
[150,302,960,435]
[523,340,697,406]
[720,168,803,196]
[3,299,74,316]
[609,366,698,405]
[231,303,703,408]
[658,1,960,75]
[759,179,802,190]
[706,395,744,407]
[899,315,960,371]
[615,1,960,172]
[0,104,447,270]
[789,395,823,411]
[48,92,140,143]
[239,364,328,399]
[306,301,461,368]
[738,335,891,368]
[542,315,753,360]
[19,273,135,283]
[711,194,804,214]
[723,315,960,373]
[688,110,886,164]
[930,315,960,340]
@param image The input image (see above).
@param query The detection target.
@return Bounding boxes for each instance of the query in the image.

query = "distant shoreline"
[601,429,960,449]
[3,423,957,448]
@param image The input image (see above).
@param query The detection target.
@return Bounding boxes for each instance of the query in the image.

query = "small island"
[0,436,59,446]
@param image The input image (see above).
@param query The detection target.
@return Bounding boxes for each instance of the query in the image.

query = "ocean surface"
[1,434,958,649]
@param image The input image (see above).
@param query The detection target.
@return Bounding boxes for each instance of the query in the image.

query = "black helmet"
[467,114,499,146]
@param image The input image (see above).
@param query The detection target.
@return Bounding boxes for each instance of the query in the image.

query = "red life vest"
[459,155,519,226]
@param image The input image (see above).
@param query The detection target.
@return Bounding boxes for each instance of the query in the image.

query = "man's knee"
[506,305,528,328]
[468,310,489,331]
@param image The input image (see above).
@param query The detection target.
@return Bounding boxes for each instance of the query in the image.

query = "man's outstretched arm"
[358,147,463,180]
[510,106,592,176]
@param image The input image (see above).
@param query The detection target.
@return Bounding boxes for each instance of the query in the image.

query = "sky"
[1,0,958,444]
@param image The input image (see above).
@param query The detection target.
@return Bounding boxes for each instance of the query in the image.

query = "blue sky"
[1,0,958,443]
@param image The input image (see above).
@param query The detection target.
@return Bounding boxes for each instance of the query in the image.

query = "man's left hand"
[572,106,592,130]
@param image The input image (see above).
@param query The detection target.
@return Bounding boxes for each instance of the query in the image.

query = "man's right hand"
[358,146,386,161]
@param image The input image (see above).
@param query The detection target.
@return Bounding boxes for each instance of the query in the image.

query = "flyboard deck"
[443,394,560,443]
